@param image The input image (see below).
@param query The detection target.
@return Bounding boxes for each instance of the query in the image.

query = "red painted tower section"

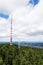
[10,16,12,45]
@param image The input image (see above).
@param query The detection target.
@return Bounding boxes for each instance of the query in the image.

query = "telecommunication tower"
[10,16,12,45]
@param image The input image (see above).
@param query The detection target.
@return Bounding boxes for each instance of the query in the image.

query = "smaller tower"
[10,16,12,45]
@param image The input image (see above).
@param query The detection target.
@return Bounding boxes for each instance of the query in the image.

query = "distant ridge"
[0,41,43,48]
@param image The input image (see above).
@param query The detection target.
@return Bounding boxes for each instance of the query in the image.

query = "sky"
[0,0,43,42]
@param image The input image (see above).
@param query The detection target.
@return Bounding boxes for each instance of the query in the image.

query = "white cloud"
[0,0,30,14]
[0,0,43,42]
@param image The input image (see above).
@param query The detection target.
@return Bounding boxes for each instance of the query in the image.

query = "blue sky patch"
[29,0,39,6]
[0,13,9,19]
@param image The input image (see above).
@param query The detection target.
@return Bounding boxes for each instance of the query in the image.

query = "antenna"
[10,16,12,45]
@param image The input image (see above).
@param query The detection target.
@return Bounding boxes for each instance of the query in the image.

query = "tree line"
[0,44,43,65]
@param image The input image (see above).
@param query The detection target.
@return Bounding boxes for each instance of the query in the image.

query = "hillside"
[0,44,43,65]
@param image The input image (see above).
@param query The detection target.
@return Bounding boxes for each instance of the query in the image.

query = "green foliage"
[0,44,43,65]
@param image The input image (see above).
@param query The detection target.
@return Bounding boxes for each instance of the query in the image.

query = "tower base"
[10,43,12,45]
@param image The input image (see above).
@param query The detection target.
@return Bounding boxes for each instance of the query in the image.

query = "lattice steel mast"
[10,16,12,45]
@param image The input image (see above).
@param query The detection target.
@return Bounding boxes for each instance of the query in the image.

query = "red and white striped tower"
[10,16,12,45]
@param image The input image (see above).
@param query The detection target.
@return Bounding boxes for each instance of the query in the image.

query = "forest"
[0,44,43,65]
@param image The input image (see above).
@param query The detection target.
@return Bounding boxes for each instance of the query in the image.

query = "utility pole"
[10,16,12,45]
